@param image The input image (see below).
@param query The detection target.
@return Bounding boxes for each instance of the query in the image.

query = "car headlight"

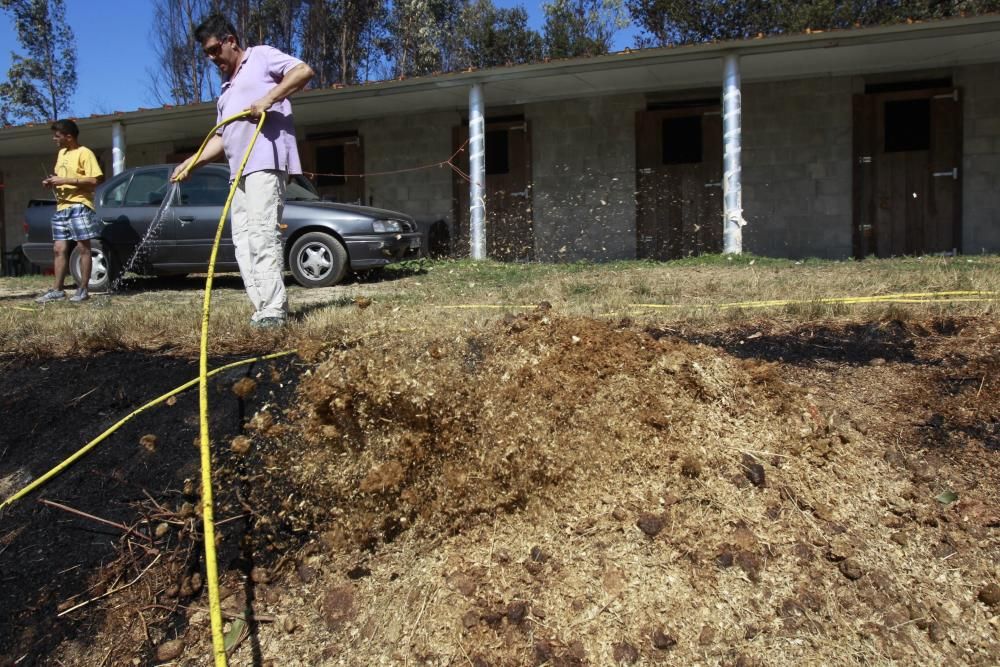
[372,219,402,233]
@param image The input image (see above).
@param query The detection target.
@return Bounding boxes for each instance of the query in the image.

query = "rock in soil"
[155,639,184,661]
[979,583,1000,608]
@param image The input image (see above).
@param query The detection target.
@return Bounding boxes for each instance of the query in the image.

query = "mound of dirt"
[3,313,998,665]
[224,311,998,665]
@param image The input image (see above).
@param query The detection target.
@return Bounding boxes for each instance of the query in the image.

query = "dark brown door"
[303,133,365,204]
[853,88,962,258]
[635,106,723,260]
[453,120,533,261]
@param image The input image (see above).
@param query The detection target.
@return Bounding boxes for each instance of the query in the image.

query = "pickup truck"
[23,164,423,291]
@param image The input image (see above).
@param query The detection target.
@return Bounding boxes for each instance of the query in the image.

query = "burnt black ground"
[0,351,301,664]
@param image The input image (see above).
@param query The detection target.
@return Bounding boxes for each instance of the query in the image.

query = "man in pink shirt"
[172,13,314,328]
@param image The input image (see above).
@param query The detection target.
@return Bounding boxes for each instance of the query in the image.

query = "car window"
[123,169,171,207]
[179,170,230,206]
[102,174,131,207]
[286,175,320,202]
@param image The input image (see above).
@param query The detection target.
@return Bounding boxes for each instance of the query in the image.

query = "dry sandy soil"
[0,302,998,665]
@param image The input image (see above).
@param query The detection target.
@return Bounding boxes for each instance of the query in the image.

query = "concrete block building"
[2,14,1000,272]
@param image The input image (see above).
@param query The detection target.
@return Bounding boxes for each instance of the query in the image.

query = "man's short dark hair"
[194,13,241,47]
[50,119,79,137]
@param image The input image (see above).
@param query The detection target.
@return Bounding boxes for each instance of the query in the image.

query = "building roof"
[3,14,1000,157]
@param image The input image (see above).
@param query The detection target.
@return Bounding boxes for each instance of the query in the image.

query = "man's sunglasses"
[203,37,231,57]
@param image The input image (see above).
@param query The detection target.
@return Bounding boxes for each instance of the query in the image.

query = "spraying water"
[109,181,181,292]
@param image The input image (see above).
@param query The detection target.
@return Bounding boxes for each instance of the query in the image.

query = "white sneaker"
[35,289,66,303]
[69,288,89,303]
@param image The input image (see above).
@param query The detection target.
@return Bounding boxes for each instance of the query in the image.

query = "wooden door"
[303,132,365,204]
[453,119,534,261]
[635,106,723,260]
[853,88,962,257]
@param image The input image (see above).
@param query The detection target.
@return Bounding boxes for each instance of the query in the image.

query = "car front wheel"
[288,232,348,288]
[70,240,119,293]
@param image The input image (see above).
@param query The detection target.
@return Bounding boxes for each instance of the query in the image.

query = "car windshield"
[286,175,320,201]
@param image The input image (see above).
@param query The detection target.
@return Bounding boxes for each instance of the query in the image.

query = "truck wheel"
[70,240,119,293]
[289,232,348,288]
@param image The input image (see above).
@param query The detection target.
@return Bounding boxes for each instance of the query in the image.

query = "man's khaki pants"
[232,170,288,321]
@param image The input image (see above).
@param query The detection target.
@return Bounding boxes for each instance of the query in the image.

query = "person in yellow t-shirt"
[35,119,105,304]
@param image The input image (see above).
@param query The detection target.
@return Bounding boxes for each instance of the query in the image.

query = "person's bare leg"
[77,239,93,290]
[52,241,69,291]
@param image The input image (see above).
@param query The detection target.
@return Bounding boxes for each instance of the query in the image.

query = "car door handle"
[178,216,195,225]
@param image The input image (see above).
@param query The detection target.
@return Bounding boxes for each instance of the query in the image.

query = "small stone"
[651,627,677,650]
[636,512,664,537]
[698,625,716,645]
[462,610,479,629]
[839,558,863,581]
[283,616,298,633]
[155,639,184,662]
[978,583,1000,607]
[154,522,170,538]
[612,508,628,521]
[890,531,908,547]
[869,357,886,366]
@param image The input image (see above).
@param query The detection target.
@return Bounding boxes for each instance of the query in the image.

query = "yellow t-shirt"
[54,146,103,211]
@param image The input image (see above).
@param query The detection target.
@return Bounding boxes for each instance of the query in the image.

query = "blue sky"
[1,1,641,119]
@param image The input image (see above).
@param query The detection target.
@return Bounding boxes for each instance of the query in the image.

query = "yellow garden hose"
[181,109,267,667]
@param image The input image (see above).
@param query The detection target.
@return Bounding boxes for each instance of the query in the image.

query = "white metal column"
[111,121,126,175]
[469,83,486,260]
[722,53,746,254]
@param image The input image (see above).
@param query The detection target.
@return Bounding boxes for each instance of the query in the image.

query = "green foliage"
[542,0,630,58]
[388,0,465,77]
[0,0,76,124]
[453,0,543,69]
[626,0,1000,46]
[299,0,388,86]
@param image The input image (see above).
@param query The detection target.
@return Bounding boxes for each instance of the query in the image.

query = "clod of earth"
[230,435,251,455]
[613,641,640,663]
[232,377,257,399]
[139,433,157,453]
[979,583,1000,607]
[651,627,677,650]
[636,512,665,537]
[838,558,864,581]
[742,454,766,487]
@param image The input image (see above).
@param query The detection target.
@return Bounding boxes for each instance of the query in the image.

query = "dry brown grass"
[1,255,997,358]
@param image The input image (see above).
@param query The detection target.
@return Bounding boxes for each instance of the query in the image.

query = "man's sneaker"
[250,316,286,329]
[69,288,89,303]
[34,289,66,304]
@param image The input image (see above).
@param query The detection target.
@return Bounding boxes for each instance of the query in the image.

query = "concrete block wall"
[740,75,855,259]
[358,111,459,224]
[527,93,644,261]
[956,63,1000,254]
